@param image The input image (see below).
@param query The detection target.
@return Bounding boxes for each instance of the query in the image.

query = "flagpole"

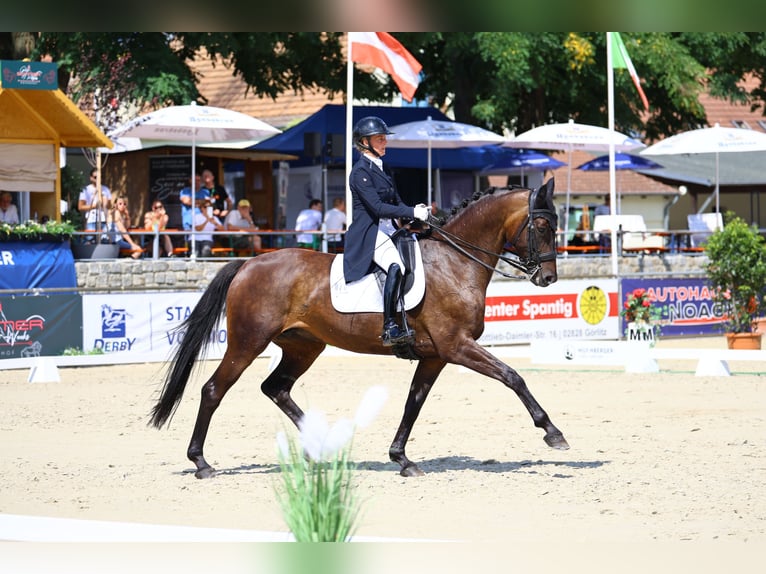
[345,35,355,226]
[606,32,618,277]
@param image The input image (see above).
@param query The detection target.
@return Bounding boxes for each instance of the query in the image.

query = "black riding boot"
[382,263,414,346]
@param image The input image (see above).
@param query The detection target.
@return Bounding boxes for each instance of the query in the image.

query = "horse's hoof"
[544,432,570,450]
[195,466,217,479]
[399,464,425,477]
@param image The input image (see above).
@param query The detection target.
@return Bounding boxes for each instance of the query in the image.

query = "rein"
[425,187,558,281]
[429,220,536,280]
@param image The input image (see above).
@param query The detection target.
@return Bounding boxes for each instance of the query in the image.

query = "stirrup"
[382,323,415,347]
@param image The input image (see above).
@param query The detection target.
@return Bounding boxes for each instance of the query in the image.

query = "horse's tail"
[149,259,247,429]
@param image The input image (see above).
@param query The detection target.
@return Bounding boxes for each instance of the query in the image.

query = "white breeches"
[373,228,404,273]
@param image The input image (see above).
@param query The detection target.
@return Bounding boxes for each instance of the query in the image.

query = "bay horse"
[150,179,569,478]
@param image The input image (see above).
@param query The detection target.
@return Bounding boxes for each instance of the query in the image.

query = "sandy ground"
[1,336,764,562]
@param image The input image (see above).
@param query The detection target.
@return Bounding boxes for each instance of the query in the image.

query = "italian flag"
[348,32,423,102]
[611,32,649,112]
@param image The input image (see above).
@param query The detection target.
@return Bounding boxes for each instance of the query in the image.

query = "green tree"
[4,32,766,142]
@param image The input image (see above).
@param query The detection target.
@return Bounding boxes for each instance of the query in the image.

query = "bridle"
[427,189,558,281]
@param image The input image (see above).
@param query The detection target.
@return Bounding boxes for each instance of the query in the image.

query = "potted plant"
[620,287,664,347]
[704,213,766,349]
[0,220,76,242]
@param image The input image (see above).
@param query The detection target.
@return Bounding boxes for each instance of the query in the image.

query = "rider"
[343,116,431,347]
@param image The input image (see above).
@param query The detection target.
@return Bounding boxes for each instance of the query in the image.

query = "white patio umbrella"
[108,103,280,258]
[641,123,766,214]
[505,119,644,246]
[386,117,507,204]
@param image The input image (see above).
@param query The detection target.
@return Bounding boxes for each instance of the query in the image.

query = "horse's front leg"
[450,340,569,450]
[389,358,446,477]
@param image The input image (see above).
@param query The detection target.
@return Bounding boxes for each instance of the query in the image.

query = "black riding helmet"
[353,116,394,157]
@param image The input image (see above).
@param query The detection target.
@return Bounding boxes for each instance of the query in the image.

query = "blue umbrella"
[576,152,662,172]
[576,153,662,214]
[480,149,567,179]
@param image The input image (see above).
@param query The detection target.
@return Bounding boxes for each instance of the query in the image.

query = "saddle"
[329,229,425,314]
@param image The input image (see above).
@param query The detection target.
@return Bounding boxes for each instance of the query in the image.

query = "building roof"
[0,86,112,148]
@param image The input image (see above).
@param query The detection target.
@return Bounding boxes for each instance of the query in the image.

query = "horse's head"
[505,178,558,287]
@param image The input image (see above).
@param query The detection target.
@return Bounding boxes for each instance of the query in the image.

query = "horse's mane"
[440,184,528,225]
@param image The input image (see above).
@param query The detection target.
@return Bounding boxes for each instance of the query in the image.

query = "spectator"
[430,200,449,222]
[294,198,323,249]
[201,169,234,220]
[143,200,174,257]
[323,197,346,253]
[78,168,112,236]
[224,198,262,253]
[109,196,143,259]
[193,200,224,257]
[0,191,19,224]
[179,174,209,231]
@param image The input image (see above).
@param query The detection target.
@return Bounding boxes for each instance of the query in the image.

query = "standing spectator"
[323,197,346,253]
[143,200,174,257]
[201,169,234,220]
[0,191,19,224]
[78,167,112,236]
[294,198,323,249]
[224,199,262,253]
[179,173,209,231]
[193,200,224,257]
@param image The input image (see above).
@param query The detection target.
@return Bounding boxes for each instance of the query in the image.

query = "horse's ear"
[543,178,556,211]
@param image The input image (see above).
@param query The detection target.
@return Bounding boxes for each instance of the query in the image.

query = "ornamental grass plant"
[274,386,388,543]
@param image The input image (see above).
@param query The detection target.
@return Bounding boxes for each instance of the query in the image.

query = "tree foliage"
[2,32,766,141]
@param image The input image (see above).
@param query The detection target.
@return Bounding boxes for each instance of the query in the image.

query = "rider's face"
[369,134,387,156]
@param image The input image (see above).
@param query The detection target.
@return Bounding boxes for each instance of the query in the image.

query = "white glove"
[413,204,430,222]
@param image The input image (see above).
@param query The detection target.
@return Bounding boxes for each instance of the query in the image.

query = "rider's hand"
[413,204,430,221]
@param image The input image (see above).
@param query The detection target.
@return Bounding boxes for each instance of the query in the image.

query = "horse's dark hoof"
[544,432,570,450]
[195,466,217,479]
[399,464,425,477]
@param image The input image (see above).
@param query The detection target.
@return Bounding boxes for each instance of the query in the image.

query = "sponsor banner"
[0,295,82,359]
[530,339,630,366]
[0,241,76,291]
[478,279,620,345]
[621,277,724,336]
[1,60,58,90]
[82,292,227,360]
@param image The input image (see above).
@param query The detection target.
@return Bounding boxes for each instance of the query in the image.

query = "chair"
[682,213,723,253]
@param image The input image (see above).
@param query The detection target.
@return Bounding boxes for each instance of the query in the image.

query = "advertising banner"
[478,278,620,345]
[0,295,82,359]
[1,60,58,90]
[620,277,725,336]
[81,292,226,360]
[0,241,76,291]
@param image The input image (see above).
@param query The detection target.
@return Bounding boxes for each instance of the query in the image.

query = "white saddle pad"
[329,244,426,313]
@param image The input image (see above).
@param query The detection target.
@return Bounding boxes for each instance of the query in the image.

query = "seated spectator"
[0,191,19,224]
[143,200,174,257]
[109,196,143,259]
[224,199,262,253]
[193,200,224,257]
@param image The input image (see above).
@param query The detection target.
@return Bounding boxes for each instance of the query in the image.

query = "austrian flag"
[349,32,423,102]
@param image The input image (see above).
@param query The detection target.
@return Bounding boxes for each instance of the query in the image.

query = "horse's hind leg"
[389,358,446,477]
[260,338,326,428]
[187,348,261,479]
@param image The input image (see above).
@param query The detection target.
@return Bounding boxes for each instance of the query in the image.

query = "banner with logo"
[478,278,620,345]
[0,295,82,359]
[1,60,58,90]
[0,241,76,291]
[81,292,227,360]
[620,277,725,336]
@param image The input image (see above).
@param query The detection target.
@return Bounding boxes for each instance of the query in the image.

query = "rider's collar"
[364,153,383,171]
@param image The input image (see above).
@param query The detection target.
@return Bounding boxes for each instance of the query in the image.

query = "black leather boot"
[381,264,414,346]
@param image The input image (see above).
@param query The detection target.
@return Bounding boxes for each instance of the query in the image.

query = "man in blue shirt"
[179,174,210,231]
